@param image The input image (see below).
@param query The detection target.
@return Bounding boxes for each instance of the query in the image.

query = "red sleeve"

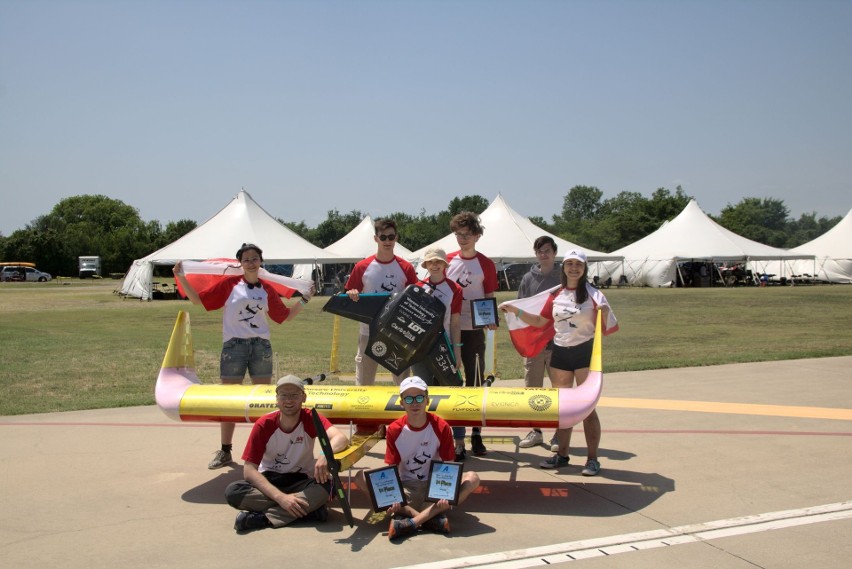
[262,281,290,324]
[384,418,405,466]
[479,253,499,294]
[198,275,242,312]
[241,412,279,465]
[344,258,370,291]
[432,415,456,462]
[300,409,332,439]
[398,257,418,286]
[541,289,558,323]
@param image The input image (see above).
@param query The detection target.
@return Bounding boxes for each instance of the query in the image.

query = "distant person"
[515,236,561,451]
[173,243,314,470]
[499,249,618,476]
[344,219,418,386]
[357,376,480,540]
[446,211,499,460]
[410,247,463,383]
[224,376,349,532]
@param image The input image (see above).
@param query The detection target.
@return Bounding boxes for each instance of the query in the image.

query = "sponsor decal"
[528,394,553,412]
[371,341,387,357]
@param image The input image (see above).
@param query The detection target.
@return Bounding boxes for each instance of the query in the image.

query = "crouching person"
[358,376,480,541]
[225,375,349,532]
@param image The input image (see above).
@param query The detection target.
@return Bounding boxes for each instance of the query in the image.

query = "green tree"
[310,209,365,248]
[447,195,490,216]
[717,198,790,247]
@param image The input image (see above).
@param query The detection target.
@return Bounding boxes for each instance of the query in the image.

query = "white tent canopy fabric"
[119,190,345,300]
[407,195,622,277]
[761,208,852,283]
[596,199,813,287]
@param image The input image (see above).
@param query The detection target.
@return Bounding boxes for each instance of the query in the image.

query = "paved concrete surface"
[2,357,851,569]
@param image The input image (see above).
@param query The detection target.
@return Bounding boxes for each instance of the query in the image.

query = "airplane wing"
[323,285,462,386]
[322,293,390,324]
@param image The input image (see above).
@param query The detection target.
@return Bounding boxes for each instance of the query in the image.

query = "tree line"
[0,188,841,279]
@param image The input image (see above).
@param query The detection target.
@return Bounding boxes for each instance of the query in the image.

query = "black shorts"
[550,339,594,372]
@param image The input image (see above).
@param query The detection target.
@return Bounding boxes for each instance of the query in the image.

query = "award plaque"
[425,461,464,505]
[364,466,406,512]
[471,298,499,328]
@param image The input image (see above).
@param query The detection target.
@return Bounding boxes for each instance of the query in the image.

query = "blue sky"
[1,0,850,238]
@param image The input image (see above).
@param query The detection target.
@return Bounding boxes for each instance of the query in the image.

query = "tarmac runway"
[1,356,851,569]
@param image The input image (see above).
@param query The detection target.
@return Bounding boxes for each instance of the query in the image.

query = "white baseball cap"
[562,249,587,264]
[399,376,429,394]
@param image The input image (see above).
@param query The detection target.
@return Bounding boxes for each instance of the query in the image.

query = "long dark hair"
[560,261,589,304]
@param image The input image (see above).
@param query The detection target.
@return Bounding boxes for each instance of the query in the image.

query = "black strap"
[311,408,355,527]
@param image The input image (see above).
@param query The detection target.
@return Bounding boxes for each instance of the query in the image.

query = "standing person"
[344,219,418,385]
[224,376,349,532]
[410,248,463,383]
[516,236,562,451]
[445,211,499,459]
[357,376,480,541]
[173,243,314,469]
[499,249,618,476]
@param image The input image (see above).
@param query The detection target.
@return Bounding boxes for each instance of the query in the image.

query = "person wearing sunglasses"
[445,212,499,460]
[173,243,314,470]
[369,376,480,540]
[344,219,418,386]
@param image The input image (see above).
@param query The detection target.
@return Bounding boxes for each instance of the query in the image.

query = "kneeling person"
[225,375,349,532]
[360,376,480,540]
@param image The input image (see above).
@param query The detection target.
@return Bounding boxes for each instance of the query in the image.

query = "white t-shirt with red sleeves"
[199,275,289,342]
[242,409,331,475]
[385,414,456,482]
[446,251,498,330]
[416,278,463,337]
[345,255,417,334]
[543,287,599,348]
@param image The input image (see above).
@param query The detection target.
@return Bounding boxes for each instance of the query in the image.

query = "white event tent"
[407,194,622,285]
[118,190,346,300]
[762,208,852,284]
[596,199,813,287]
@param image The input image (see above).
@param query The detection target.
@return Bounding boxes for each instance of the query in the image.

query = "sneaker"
[539,454,570,469]
[423,514,450,534]
[208,449,232,469]
[234,511,270,532]
[471,433,487,456]
[303,505,329,523]
[454,440,466,461]
[388,517,417,540]
[549,435,559,453]
[518,430,544,448]
[581,459,601,476]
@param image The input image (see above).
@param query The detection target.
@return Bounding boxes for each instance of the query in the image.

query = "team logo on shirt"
[380,274,399,292]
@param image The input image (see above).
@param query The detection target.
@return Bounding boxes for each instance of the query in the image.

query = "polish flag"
[174,259,312,299]
[500,284,618,358]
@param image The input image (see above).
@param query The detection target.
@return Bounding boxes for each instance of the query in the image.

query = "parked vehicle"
[78,256,101,278]
[1,265,52,282]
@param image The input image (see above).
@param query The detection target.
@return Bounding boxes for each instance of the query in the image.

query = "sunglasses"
[378,234,397,242]
[402,394,426,405]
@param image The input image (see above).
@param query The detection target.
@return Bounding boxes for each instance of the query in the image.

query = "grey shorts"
[220,337,273,381]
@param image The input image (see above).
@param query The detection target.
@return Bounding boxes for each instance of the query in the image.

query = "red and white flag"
[500,284,618,358]
[175,259,313,299]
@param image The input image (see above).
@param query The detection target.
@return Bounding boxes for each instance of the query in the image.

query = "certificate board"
[364,466,406,512]
[425,461,464,505]
[471,298,498,328]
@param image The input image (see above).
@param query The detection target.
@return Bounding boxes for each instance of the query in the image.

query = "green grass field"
[1,279,850,416]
